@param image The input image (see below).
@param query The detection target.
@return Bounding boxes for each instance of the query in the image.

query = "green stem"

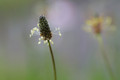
[97,36,116,80]
[48,40,57,80]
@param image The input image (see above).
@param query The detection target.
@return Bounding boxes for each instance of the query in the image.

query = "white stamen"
[31,30,34,35]
[38,41,41,44]
[29,34,32,37]
[41,37,43,39]
[37,23,39,27]
[50,40,54,44]
[59,31,62,36]
[44,40,47,44]
[33,27,39,31]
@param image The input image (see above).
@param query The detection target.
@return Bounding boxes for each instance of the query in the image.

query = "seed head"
[39,16,52,40]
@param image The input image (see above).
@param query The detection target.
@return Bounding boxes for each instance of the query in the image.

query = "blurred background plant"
[0,0,120,80]
[83,14,117,80]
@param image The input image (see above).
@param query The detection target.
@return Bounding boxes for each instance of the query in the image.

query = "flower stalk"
[97,36,116,80]
[30,15,61,80]
[48,40,57,80]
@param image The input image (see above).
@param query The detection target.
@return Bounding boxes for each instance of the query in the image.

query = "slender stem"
[97,36,116,80]
[48,40,57,80]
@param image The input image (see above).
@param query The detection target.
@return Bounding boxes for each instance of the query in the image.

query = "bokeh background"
[0,0,120,80]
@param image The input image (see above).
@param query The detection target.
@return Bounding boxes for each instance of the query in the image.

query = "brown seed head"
[39,16,52,40]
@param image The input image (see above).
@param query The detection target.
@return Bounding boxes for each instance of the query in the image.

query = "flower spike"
[30,15,61,45]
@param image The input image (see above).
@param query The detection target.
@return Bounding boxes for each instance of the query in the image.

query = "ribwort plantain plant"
[83,14,116,80]
[30,15,61,80]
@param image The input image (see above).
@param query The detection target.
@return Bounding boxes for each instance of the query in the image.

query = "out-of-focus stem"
[97,36,116,80]
[48,40,57,80]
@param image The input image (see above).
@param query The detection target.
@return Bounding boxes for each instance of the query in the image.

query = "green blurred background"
[0,0,120,80]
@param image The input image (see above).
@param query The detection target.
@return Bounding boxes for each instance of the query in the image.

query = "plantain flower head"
[39,16,52,40]
[30,15,61,45]
[83,14,116,36]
